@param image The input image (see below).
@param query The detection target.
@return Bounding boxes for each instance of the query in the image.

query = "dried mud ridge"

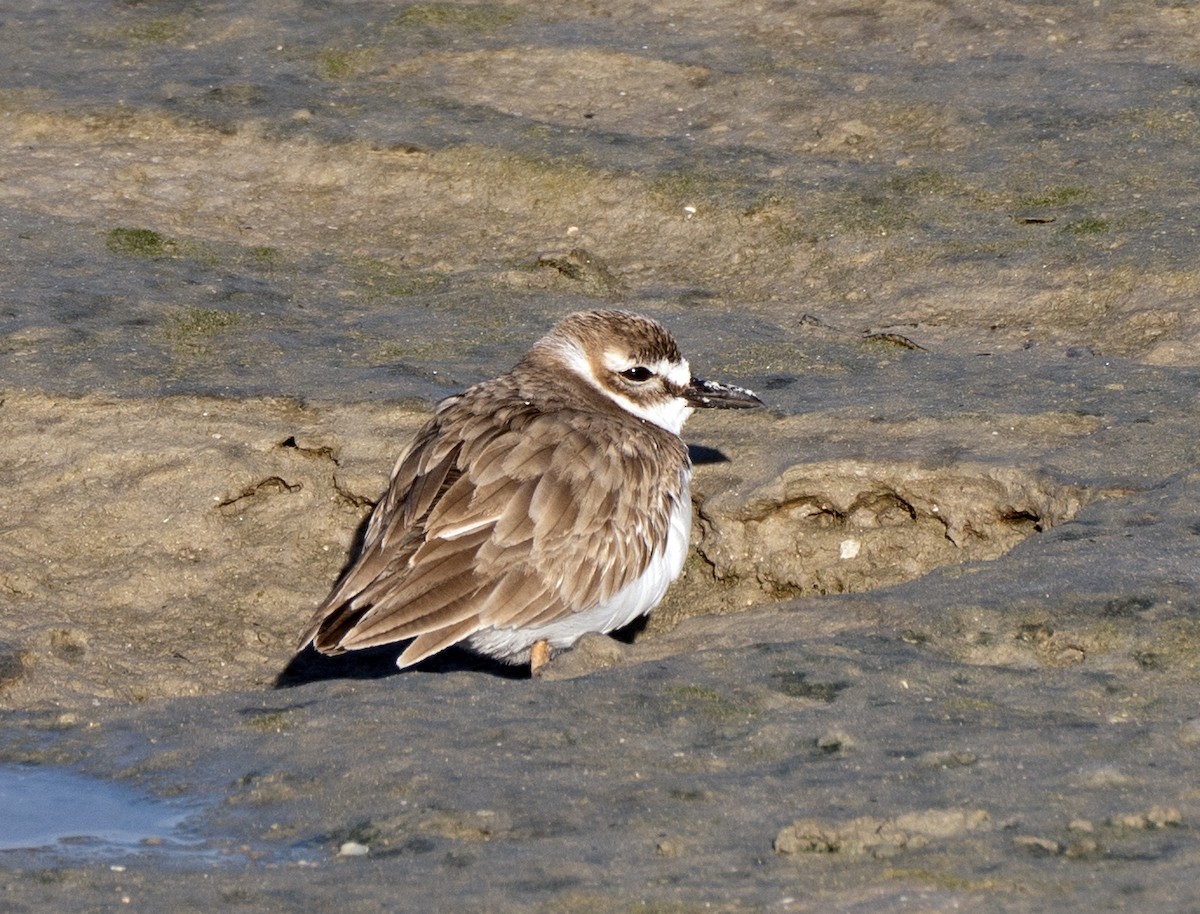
[697,459,1085,601]
[773,805,1183,862]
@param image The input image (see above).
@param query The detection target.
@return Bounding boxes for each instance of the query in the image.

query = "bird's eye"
[620,366,654,382]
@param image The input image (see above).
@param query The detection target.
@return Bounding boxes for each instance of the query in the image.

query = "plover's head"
[529,310,763,434]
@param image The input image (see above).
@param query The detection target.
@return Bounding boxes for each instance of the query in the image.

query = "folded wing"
[298,400,684,667]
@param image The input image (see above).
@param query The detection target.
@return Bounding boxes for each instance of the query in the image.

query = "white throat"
[605,387,693,435]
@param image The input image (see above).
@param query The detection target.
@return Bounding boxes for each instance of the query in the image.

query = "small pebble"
[338,841,370,857]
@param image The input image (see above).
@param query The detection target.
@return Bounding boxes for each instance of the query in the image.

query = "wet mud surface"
[2,1,1200,911]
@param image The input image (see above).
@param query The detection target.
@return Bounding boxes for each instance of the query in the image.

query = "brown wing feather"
[342,573,484,645]
[396,617,485,668]
[298,377,688,665]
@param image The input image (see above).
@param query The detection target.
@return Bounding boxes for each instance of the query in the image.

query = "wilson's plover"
[298,309,762,672]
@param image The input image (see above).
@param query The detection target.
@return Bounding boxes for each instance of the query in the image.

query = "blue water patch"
[0,764,199,854]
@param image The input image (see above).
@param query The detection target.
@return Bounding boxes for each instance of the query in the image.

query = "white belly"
[467,483,692,663]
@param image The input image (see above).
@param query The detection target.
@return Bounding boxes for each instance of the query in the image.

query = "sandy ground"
[2,0,1200,911]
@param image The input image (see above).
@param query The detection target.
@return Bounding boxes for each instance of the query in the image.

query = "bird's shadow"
[275,618,651,689]
[689,444,730,466]
[275,643,529,688]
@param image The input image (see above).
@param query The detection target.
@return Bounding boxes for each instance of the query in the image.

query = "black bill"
[686,377,764,410]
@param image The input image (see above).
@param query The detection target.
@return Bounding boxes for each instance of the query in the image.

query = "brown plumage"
[297,310,762,669]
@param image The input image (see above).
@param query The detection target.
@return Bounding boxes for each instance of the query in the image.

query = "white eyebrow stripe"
[664,358,691,388]
[602,351,691,386]
[602,349,634,372]
[557,338,595,380]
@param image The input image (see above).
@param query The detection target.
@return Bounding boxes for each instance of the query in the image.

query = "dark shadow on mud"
[276,618,652,688]
[689,444,730,466]
[274,643,529,688]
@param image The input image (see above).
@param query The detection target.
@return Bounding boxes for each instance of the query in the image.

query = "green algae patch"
[392,3,520,31]
[1064,217,1110,236]
[123,16,190,46]
[1016,186,1091,208]
[106,227,178,259]
[316,47,378,80]
[163,307,245,349]
[346,258,448,300]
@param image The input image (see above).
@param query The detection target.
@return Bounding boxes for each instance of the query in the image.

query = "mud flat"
[2,1,1200,911]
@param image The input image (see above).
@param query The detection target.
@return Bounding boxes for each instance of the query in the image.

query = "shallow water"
[0,764,200,856]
